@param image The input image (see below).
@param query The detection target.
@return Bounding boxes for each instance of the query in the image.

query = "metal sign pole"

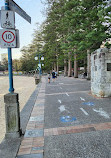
[5,0,14,93]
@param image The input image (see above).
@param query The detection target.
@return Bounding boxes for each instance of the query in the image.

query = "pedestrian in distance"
[55,71,57,78]
[48,73,51,83]
[83,72,87,78]
[52,70,55,82]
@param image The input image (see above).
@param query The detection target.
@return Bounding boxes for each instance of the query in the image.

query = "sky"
[0,0,46,61]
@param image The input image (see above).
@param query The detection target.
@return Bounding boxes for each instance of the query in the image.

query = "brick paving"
[44,122,111,137]
[17,77,111,158]
[17,78,46,158]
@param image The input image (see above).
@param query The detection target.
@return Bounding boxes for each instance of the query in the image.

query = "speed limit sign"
[0,29,16,48]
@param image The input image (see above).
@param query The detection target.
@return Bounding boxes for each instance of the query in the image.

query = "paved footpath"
[17,76,111,158]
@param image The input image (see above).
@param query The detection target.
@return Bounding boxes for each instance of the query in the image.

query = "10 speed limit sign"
[0,29,16,48]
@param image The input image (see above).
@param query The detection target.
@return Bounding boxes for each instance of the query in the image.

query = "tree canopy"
[19,0,111,72]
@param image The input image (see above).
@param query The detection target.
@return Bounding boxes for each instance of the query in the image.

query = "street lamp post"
[35,54,44,77]
[34,54,44,85]
[41,56,44,75]
[38,54,41,76]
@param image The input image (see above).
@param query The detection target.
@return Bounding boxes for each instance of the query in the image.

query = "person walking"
[55,71,57,78]
[52,70,55,82]
[48,73,51,83]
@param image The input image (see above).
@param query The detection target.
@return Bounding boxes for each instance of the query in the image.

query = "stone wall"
[91,48,111,97]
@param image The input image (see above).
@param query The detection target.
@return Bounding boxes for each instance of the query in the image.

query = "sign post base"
[4,93,22,138]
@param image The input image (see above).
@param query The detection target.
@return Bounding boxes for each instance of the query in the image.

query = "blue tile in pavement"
[32,147,43,151]
[29,116,44,122]
[24,129,43,138]
[17,153,43,158]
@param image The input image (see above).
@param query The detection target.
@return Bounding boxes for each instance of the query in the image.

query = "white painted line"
[93,108,110,119]
[59,83,64,85]
[80,108,89,116]
[80,97,85,101]
[58,100,62,104]
[66,93,69,96]
[60,87,62,89]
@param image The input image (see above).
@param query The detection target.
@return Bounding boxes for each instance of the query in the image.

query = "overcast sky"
[0,0,46,61]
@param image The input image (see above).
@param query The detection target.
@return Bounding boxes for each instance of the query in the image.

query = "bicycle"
[3,21,12,27]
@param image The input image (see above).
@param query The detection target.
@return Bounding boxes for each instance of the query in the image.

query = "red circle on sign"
[2,31,15,43]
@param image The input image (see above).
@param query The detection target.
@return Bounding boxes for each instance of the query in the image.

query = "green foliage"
[105,42,111,49]
[41,0,111,70]
[0,64,5,71]
[2,58,8,70]
[19,0,110,72]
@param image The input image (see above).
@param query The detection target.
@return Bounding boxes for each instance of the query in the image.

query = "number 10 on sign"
[2,31,15,43]
[0,29,16,48]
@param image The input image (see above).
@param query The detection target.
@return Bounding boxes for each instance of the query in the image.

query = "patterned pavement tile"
[19,145,32,149]
[35,124,44,129]
[27,121,36,125]
[31,150,43,154]
[17,153,43,158]
[32,143,44,148]
[66,127,96,134]
[94,122,111,130]
[31,110,44,116]
[44,122,111,136]
[35,122,44,126]
[32,138,44,147]
[31,147,43,154]
[18,147,31,155]
[31,147,43,151]
[29,116,44,122]
[17,81,46,157]
[26,124,35,130]
[33,107,44,111]
[31,110,44,114]
[21,138,33,146]
[33,137,44,142]
[24,129,43,138]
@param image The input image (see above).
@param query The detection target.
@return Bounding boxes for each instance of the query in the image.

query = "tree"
[2,58,8,70]
[0,64,5,71]
[19,24,45,73]
[13,59,21,71]
[20,0,111,74]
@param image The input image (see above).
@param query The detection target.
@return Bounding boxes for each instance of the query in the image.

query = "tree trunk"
[87,50,91,80]
[68,52,72,77]
[64,59,67,77]
[54,62,56,71]
[74,53,78,78]
[57,57,59,75]
[84,58,87,72]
